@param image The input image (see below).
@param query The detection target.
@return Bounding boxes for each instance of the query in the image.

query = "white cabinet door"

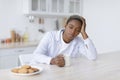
[23,0,49,16]
[0,49,19,69]
[23,0,82,17]
[68,0,81,13]
[0,55,18,69]
[31,0,48,12]
[0,47,36,69]
[50,0,64,13]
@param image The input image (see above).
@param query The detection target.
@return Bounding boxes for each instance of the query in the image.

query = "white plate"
[11,66,43,76]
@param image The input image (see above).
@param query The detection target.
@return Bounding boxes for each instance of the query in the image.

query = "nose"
[71,29,76,35]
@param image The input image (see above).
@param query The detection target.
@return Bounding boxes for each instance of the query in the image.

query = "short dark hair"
[66,15,83,25]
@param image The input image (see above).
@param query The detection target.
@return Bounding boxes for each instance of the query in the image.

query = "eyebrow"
[68,24,81,29]
[68,24,74,26]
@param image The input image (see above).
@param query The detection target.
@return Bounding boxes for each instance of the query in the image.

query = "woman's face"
[63,20,82,43]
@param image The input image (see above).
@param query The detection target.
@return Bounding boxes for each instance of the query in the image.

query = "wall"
[0,0,57,42]
[0,0,120,54]
[83,0,120,53]
[0,0,27,38]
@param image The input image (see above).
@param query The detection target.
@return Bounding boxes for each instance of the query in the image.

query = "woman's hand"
[80,16,88,39]
[80,16,86,33]
[50,54,65,67]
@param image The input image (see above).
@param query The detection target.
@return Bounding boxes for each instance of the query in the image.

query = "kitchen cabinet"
[23,0,82,17]
[0,47,36,69]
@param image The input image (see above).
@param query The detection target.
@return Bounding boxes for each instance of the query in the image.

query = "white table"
[0,52,120,80]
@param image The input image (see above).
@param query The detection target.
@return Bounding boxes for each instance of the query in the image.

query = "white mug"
[64,54,71,67]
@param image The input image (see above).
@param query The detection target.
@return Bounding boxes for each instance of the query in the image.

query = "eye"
[68,25,73,29]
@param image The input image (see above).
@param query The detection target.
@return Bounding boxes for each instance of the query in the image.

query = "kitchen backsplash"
[0,17,66,44]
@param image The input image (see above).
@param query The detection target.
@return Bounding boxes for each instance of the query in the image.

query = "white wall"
[0,0,28,38]
[0,0,57,41]
[0,0,120,54]
[83,0,120,53]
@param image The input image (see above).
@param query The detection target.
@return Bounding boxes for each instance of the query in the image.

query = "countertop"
[0,41,39,49]
[1,52,120,80]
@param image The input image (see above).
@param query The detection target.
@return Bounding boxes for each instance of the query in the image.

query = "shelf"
[24,12,81,18]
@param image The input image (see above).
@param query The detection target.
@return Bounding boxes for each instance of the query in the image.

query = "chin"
[68,38,74,42]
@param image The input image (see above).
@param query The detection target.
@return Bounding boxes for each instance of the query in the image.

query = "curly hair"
[66,15,83,25]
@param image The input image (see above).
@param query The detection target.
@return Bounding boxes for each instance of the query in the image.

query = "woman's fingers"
[55,56,65,67]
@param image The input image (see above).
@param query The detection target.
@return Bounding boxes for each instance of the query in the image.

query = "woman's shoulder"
[45,30,59,36]
[43,30,60,40]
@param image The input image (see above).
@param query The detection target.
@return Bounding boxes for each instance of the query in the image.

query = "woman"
[31,15,97,67]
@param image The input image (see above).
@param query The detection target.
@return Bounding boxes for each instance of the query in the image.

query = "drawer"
[0,46,36,56]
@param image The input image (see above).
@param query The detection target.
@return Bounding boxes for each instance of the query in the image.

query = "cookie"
[11,65,39,74]
[21,65,31,69]
[18,68,28,74]
[28,69,34,73]
[31,67,39,72]
[11,68,19,73]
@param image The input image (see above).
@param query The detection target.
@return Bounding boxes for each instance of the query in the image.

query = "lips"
[68,34,74,40]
